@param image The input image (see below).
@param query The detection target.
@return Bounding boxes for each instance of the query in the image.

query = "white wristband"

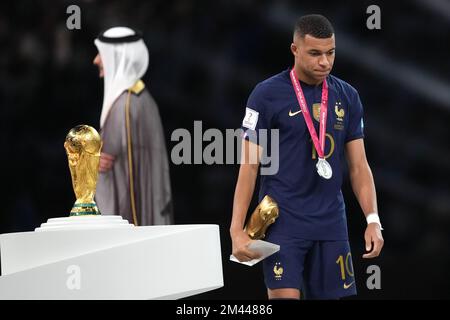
[366,213,384,230]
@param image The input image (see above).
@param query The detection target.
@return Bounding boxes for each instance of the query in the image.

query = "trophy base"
[70,212,100,216]
[35,215,134,231]
[70,202,100,216]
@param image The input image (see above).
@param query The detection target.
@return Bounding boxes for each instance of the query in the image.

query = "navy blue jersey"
[241,69,364,240]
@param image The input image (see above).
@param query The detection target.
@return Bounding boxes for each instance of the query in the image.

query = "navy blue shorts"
[262,235,357,299]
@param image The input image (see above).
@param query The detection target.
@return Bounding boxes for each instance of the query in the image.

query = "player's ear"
[290,43,298,56]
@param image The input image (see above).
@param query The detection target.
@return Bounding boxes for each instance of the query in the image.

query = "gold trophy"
[64,125,102,216]
[244,195,279,240]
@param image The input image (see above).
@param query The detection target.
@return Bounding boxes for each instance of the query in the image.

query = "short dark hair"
[294,14,334,39]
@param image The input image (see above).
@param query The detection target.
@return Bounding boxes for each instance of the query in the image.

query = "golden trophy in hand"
[64,125,102,216]
[230,195,280,266]
[245,195,279,240]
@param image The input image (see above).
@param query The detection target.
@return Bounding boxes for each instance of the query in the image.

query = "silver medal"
[316,158,332,179]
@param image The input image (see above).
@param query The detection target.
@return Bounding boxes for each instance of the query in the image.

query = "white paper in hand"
[230,240,280,266]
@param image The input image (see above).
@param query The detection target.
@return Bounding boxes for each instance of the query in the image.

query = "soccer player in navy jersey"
[230,14,384,299]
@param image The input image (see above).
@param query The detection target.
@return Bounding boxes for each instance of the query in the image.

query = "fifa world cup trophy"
[64,125,102,216]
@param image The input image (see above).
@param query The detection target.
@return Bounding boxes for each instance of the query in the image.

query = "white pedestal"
[35,215,134,231]
[0,222,223,299]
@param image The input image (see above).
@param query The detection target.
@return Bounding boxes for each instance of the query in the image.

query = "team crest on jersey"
[334,101,345,130]
[312,103,321,122]
[273,262,283,280]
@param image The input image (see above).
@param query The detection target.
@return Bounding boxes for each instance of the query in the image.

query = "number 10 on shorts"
[336,252,354,280]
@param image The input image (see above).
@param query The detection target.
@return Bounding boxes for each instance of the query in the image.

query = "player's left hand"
[362,223,384,258]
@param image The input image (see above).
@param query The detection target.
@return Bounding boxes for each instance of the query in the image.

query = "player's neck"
[293,65,322,86]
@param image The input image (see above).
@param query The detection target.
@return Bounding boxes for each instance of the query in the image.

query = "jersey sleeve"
[345,89,365,143]
[240,84,272,146]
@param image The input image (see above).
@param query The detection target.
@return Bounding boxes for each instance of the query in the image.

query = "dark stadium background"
[1,0,449,299]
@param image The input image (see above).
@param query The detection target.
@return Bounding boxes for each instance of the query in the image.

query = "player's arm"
[345,138,384,258]
[230,139,263,262]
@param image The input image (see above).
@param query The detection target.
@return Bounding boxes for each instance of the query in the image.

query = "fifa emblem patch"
[242,107,259,130]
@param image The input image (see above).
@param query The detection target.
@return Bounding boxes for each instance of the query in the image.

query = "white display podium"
[0,217,223,300]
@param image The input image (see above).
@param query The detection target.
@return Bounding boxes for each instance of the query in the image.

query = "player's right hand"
[362,223,384,258]
[99,152,115,172]
[231,229,261,262]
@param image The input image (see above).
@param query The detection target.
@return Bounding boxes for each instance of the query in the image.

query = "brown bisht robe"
[95,80,173,225]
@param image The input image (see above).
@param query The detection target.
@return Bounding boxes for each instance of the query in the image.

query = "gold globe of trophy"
[244,195,279,240]
[64,125,102,216]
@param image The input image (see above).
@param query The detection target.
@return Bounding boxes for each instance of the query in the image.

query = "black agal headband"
[97,29,143,43]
